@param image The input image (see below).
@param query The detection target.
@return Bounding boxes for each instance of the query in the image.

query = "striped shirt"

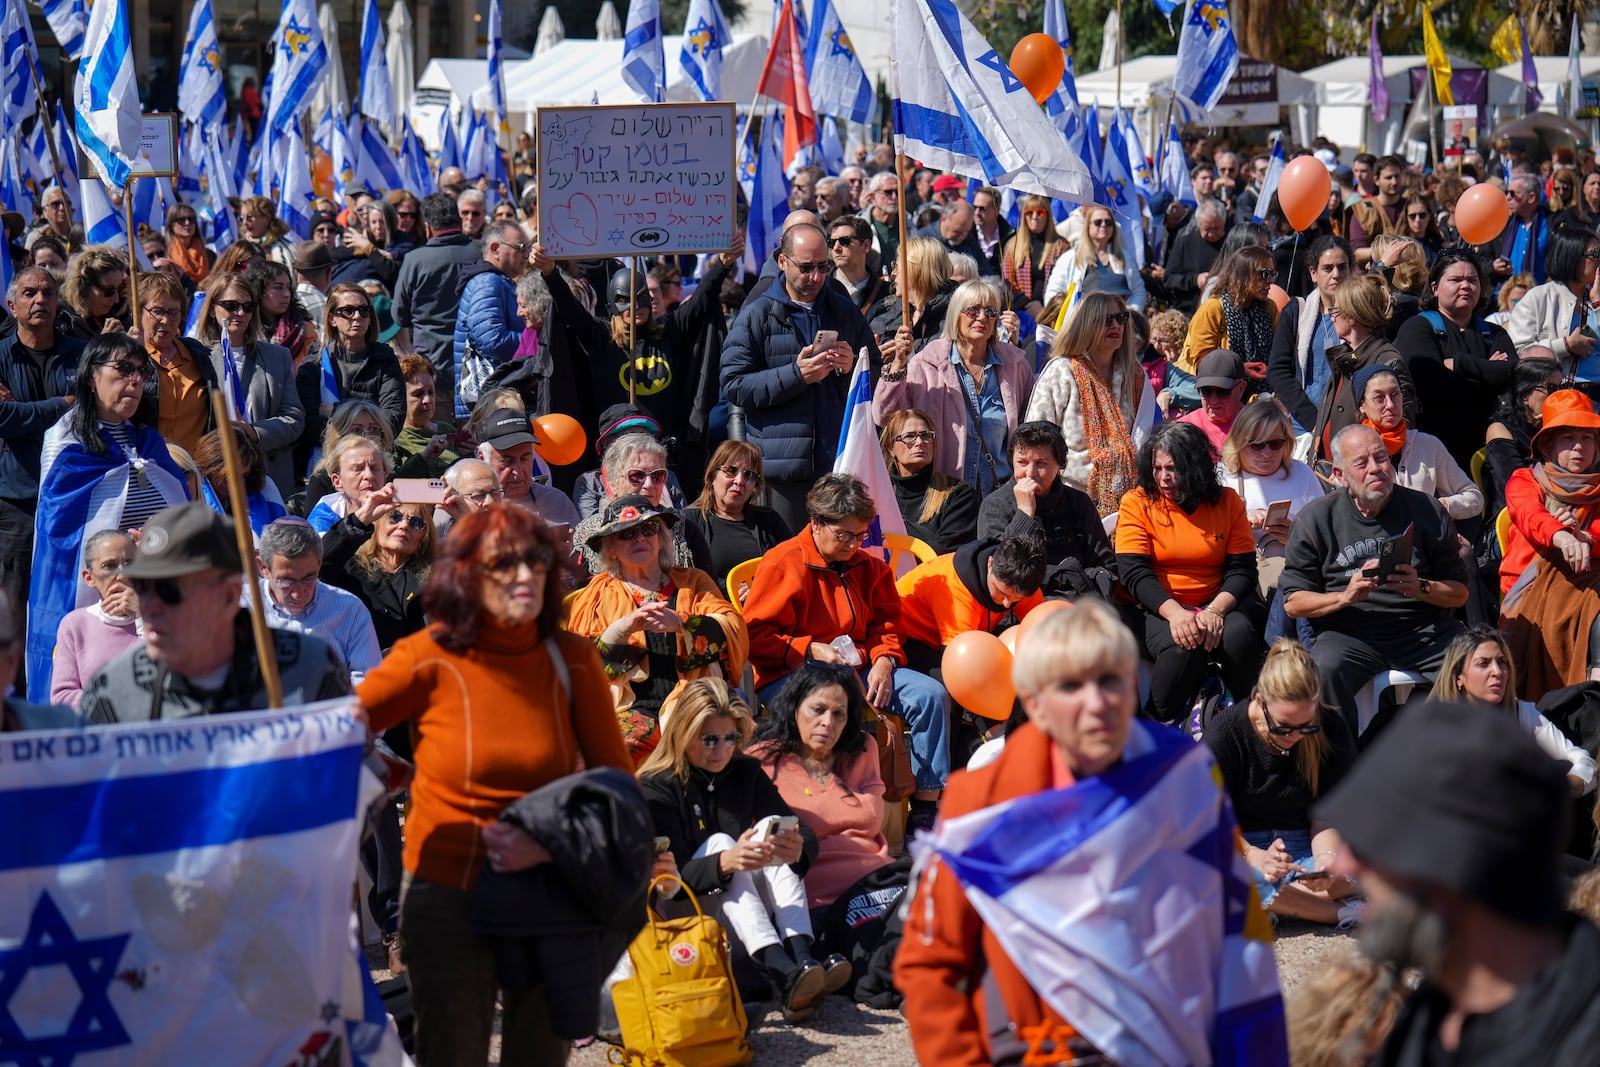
[103,422,175,531]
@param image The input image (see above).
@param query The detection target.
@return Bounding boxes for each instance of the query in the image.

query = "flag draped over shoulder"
[1173,0,1238,113]
[890,0,1094,203]
[913,719,1287,1067]
[834,352,907,558]
[0,700,410,1066]
[74,0,141,188]
[1421,2,1453,106]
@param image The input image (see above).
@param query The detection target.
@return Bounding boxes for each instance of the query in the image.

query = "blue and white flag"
[818,114,845,174]
[437,109,462,175]
[803,0,874,123]
[736,120,758,202]
[1116,104,1151,192]
[0,699,411,1066]
[358,0,394,133]
[23,117,48,188]
[911,719,1286,1067]
[319,346,341,407]
[833,350,906,558]
[177,0,226,130]
[0,141,27,213]
[74,0,141,189]
[332,108,357,200]
[679,0,731,102]
[1042,0,1078,108]
[1252,135,1285,222]
[461,107,489,181]
[1161,120,1196,208]
[2,0,39,136]
[129,172,169,234]
[743,111,788,278]
[1151,0,1181,16]
[226,115,250,193]
[176,121,204,200]
[265,0,327,135]
[53,101,80,211]
[1102,114,1145,269]
[1173,0,1238,112]
[621,0,666,102]
[890,0,1094,203]
[204,135,239,250]
[80,175,124,245]
[219,337,250,420]
[36,0,85,58]
[480,0,508,130]
[354,117,404,194]
[399,120,431,196]
[277,125,314,239]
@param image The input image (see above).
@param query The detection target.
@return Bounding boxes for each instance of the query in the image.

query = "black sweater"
[893,467,981,556]
[1202,702,1355,834]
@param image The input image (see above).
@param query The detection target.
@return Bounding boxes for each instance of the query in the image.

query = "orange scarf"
[1362,417,1408,458]
[167,237,211,283]
[1068,357,1136,518]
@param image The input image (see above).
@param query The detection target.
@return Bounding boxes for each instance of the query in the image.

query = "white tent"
[414,59,491,149]
[1489,55,1600,124]
[502,32,770,110]
[1302,54,1522,158]
[1073,56,1319,148]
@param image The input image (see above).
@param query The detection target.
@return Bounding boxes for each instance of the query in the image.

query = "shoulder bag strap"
[954,363,1001,489]
[543,635,579,771]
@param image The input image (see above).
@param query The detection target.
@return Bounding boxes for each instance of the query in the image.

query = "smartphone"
[653,835,672,855]
[1373,523,1415,583]
[1283,868,1333,885]
[751,816,781,842]
[1264,500,1292,527]
[773,815,799,834]
[812,329,839,351]
[392,478,448,505]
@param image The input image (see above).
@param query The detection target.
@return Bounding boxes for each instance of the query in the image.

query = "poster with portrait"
[1442,104,1478,159]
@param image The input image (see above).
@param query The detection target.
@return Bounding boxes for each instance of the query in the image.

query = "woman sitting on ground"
[565,495,747,763]
[1484,355,1565,517]
[680,440,790,600]
[1430,625,1596,798]
[638,678,846,1024]
[877,409,980,555]
[1203,639,1362,927]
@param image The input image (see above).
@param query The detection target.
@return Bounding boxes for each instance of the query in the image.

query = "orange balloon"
[1017,598,1070,640]
[1455,183,1512,247]
[941,631,1017,721]
[1268,283,1289,312]
[998,627,1019,654]
[532,413,587,466]
[1277,156,1332,233]
[1009,33,1066,106]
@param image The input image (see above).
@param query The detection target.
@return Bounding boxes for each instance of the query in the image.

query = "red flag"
[757,0,816,164]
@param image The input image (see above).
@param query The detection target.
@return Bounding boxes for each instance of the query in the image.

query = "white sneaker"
[1336,901,1366,930]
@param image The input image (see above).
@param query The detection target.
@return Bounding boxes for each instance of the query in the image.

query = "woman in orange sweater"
[1115,421,1262,725]
[358,504,631,1067]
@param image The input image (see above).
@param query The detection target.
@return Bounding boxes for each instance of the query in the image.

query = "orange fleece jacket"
[895,550,1044,649]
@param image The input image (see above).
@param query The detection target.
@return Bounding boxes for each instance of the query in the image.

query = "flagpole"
[1154,92,1176,174]
[209,391,284,710]
[737,90,767,164]
[628,256,638,404]
[122,177,141,325]
[1425,67,1438,171]
[1114,0,1123,111]
[23,52,65,194]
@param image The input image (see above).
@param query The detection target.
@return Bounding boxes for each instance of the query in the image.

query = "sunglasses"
[1199,386,1236,398]
[95,358,154,379]
[332,305,373,320]
[788,261,831,275]
[961,306,1001,320]
[627,468,669,486]
[1102,311,1130,327]
[829,236,859,248]
[397,211,417,219]
[480,545,554,579]
[172,216,197,225]
[1585,250,1600,261]
[1262,701,1322,737]
[217,299,256,315]
[1406,213,1430,221]
[717,464,760,483]
[619,520,662,541]
[1089,219,1114,228]
[1023,209,1050,218]
[700,732,741,749]
[1248,438,1288,452]
[383,510,428,531]
[132,577,201,607]
[92,281,130,299]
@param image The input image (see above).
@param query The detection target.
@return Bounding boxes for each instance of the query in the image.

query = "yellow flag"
[1422,3,1455,105]
[1489,15,1520,66]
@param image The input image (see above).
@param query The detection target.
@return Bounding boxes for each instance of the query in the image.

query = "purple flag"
[1519,17,1544,114]
[1369,14,1389,123]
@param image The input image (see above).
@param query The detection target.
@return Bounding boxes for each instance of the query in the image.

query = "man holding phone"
[1281,425,1467,738]
[722,224,880,532]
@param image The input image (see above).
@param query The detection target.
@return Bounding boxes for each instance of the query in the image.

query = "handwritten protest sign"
[536,102,737,258]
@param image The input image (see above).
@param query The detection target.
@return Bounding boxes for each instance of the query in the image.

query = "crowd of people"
[8,129,1600,1065]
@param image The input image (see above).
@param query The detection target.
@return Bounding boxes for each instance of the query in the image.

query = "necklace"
[799,754,835,788]
[1263,732,1293,757]
[625,577,668,604]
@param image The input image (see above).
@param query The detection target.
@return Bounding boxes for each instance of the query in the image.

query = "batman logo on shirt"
[623,353,673,397]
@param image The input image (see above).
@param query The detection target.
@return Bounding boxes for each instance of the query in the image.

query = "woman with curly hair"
[61,247,131,338]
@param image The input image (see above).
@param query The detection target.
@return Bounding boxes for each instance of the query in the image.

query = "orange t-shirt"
[1114,487,1253,607]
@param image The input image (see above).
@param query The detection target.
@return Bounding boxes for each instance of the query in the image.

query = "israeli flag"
[74,0,141,189]
[890,0,1094,203]
[1116,104,1151,193]
[742,111,788,278]
[0,141,27,213]
[226,115,250,194]
[277,126,314,239]
[804,0,874,124]
[819,114,845,173]
[177,0,226,130]
[320,346,341,407]
[399,120,431,196]
[354,118,404,195]
[358,0,394,133]
[679,0,730,102]
[911,720,1286,1067]
[219,337,250,421]
[37,0,85,59]
[461,108,489,182]
[1173,0,1238,113]
[1077,100,1108,206]
[205,136,239,250]
[1042,0,1079,107]
[176,122,204,200]
[2,0,39,135]
[81,176,124,245]
[480,0,508,129]
[1252,135,1285,223]
[332,108,357,200]
[264,0,327,135]
[621,0,666,102]
[436,109,462,175]
[1161,121,1197,208]
[22,117,48,188]
[0,700,411,1066]
[1102,117,1145,270]
[736,121,757,202]
[129,173,169,235]
[1152,0,1181,15]
[833,351,907,560]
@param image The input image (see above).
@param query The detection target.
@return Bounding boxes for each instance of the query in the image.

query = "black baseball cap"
[123,503,243,579]
[479,409,540,451]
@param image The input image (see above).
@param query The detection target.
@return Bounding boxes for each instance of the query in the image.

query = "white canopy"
[1489,55,1600,121]
[1301,54,1522,157]
[1073,56,1319,147]
[502,32,770,110]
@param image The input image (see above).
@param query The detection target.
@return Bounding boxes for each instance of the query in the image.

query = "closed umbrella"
[595,1,622,41]
[1098,7,1121,72]
[535,7,566,56]
[387,0,415,128]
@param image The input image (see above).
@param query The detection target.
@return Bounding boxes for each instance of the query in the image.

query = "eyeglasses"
[1255,268,1277,280]
[627,468,669,486]
[893,430,936,444]
[1247,438,1287,453]
[618,520,661,541]
[270,573,320,591]
[787,261,831,275]
[1261,701,1322,737]
[397,211,416,220]
[1199,386,1237,398]
[92,281,129,299]
[216,299,256,315]
[331,305,373,320]
[824,524,868,545]
[1103,311,1130,327]
[502,242,532,254]
[717,464,760,483]
[90,558,131,576]
[95,358,153,379]
[144,306,182,321]
[480,545,554,579]
[132,577,201,607]
[700,732,741,749]
[382,510,428,531]
[961,306,1001,320]
[463,488,505,505]
[829,235,858,248]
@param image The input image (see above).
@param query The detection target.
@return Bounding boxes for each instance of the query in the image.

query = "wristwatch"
[1415,578,1433,599]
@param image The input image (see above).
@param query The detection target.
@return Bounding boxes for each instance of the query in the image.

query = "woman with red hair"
[358,504,631,1065]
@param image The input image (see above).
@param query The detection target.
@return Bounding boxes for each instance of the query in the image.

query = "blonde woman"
[1368,234,1428,303]
[871,235,956,363]
[1022,292,1155,517]
[873,279,1034,497]
[238,195,298,275]
[1000,195,1068,322]
[1040,204,1146,311]
[1202,639,1363,927]
[61,246,131,337]
[878,408,980,554]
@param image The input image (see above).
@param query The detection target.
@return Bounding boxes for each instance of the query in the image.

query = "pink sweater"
[746,737,892,908]
[52,605,142,710]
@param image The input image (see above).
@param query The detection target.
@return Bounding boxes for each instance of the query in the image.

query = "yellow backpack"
[608,876,754,1067]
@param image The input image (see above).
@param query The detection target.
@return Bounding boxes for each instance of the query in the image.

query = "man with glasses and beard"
[1318,700,1600,1064]
[1281,424,1467,738]
[80,503,352,723]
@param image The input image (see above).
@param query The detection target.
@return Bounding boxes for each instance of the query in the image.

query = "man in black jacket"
[1159,200,1227,313]
[0,267,82,634]
[392,192,481,402]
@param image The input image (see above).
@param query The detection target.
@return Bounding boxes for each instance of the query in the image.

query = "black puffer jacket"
[640,754,818,900]
[472,768,656,1039]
